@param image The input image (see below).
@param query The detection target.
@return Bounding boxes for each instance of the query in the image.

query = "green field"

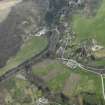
[1,60,104,104]
[32,60,71,92]
[73,68,102,97]
[73,0,105,46]
[0,36,48,76]
[32,60,103,98]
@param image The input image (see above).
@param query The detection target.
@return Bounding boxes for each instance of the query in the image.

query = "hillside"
[0,0,49,67]
[0,0,105,105]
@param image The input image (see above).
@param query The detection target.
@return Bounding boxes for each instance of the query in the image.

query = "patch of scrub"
[3,76,42,105]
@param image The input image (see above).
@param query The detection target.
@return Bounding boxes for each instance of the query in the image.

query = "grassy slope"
[0,36,48,76]
[72,0,105,66]
[73,0,105,46]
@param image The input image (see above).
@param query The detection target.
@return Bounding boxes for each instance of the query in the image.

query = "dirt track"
[0,0,22,23]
